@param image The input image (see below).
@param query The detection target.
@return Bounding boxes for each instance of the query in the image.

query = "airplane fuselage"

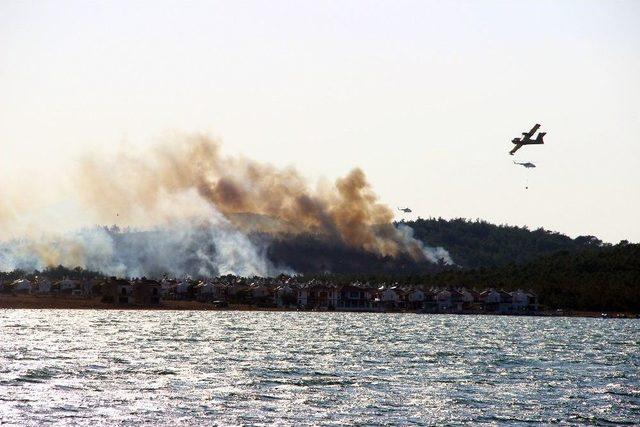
[512,137,542,145]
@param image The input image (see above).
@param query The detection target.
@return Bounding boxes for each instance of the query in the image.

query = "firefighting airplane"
[513,161,536,168]
[509,124,546,155]
[398,207,412,213]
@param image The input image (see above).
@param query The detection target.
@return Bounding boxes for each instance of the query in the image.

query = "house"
[526,290,539,311]
[250,283,272,305]
[435,289,453,311]
[305,283,338,309]
[102,278,133,304]
[337,285,372,311]
[377,287,402,311]
[10,278,32,294]
[497,290,514,313]
[81,279,102,296]
[276,284,297,308]
[480,288,501,312]
[480,288,514,313]
[510,289,539,312]
[160,277,177,297]
[34,278,52,294]
[102,277,160,305]
[55,278,79,294]
[132,278,161,305]
[421,288,438,312]
[511,289,530,311]
[457,288,477,310]
[406,288,426,310]
[297,284,309,307]
[175,280,191,299]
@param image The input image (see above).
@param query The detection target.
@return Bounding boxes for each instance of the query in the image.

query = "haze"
[1,0,639,242]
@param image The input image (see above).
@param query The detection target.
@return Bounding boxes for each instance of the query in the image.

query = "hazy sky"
[1,0,639,242]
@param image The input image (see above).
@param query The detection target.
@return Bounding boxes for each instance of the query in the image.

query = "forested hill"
[405,217,615,269]
[419,242,640,312]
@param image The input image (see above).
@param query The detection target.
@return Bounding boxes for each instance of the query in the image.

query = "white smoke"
[0,213,289,278]
[396,224,453,265]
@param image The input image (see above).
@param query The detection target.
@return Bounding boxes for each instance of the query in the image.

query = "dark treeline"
[404,217,615,268]
[0,265,106,283]
[430,242,640,312]
[303,243,640,312]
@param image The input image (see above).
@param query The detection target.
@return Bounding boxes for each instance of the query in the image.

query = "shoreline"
[0,295,637,319]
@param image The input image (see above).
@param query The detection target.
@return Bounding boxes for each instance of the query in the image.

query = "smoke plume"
[0,134,451,276]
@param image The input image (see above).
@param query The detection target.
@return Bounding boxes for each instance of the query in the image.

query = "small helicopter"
[513,161,536,168]
[398,207,412,213]
[509,123,546,155]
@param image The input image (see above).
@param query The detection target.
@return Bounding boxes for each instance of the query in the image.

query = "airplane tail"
[536,132,546,143]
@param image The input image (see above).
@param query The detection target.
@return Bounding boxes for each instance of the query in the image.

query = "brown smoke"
[76,134,427,260]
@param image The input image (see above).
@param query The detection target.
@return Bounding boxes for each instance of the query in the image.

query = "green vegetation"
[424,242,640,312]
[405,217,610,268]
[0,265,105,283]
[300,243,639,312]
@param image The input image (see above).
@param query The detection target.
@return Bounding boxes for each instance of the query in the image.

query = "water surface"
[1,310,638,425]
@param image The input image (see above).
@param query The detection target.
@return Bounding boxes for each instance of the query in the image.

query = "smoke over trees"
[0,134,450,276]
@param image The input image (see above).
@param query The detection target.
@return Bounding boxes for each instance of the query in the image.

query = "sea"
[0,310,638,426]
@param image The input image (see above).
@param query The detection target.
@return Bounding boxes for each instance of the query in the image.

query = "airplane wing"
[522,123,541,139]
[509,144,523,155]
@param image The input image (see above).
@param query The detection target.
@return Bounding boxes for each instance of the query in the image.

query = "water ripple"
[0,310,638,425]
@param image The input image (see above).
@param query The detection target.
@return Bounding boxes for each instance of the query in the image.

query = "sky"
[1,0,639,243]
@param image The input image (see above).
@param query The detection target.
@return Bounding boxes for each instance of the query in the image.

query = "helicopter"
[513,161,536,168]
[398,207,412,213]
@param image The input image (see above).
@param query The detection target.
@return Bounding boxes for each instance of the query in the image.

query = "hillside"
[417,242,640,312]
[297,242,639,312]
[263,233,444,275]
[404,217,612,269]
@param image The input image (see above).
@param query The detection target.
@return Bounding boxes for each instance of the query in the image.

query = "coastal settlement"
[1,275,540,314]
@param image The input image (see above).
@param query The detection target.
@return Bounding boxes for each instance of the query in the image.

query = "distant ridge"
[403,217,613,269]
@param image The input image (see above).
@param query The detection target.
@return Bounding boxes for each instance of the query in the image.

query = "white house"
[458,288,475,304]
[57,278,78,293]
[297,285,309,307]
[380,288,401,303]
[11,278,32,293]
[482,289,501,304]
[436,289,453,310]
[378,287,401,310]
[511,289,530,311]
[407,289,425,310]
